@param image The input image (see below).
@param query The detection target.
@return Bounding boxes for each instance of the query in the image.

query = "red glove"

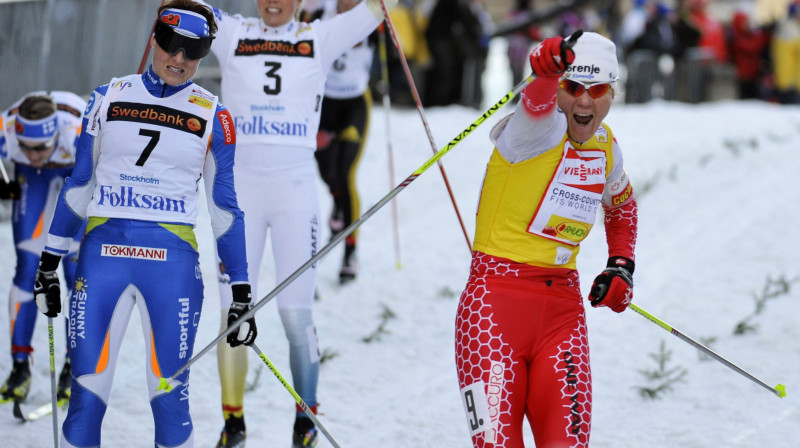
[529,30,582,78]
[588,256,634,313]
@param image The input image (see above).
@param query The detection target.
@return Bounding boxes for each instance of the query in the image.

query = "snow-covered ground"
[1,39,798,447]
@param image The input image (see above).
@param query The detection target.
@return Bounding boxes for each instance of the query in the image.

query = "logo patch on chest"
[106,102,206,137]
[234,39,315,58]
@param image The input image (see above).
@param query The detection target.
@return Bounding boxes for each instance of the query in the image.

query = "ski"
[27,398,69,422]
[25,402,52,421]
[4,398,69,422]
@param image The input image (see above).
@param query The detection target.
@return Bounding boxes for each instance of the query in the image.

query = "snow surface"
[1,39,799,447]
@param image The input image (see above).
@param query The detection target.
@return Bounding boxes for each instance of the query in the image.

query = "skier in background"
[197,0,396,446]
[310,0,376,284]
[0,91,86,406]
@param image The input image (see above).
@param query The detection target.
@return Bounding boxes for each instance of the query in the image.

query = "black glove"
[588,256,634,313]
[227,284,257,347]
[0,178,21,200]
[34,252,63,317]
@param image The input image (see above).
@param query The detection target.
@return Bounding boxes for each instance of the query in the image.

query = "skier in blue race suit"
[0,91,86,405]
[32,1,257,447]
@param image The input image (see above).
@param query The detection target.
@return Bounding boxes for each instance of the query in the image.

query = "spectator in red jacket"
[686,0,728,63]
[729,10,770,99]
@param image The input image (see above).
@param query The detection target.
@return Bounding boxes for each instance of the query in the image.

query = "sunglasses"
[18,140,54,152]
[559,79,613,99]
[154,20,214,60]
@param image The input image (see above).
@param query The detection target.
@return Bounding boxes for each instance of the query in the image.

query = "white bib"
[217,21,325,148]
[527,143,606,246]
[85,76,217,225]
[324,38,373,99]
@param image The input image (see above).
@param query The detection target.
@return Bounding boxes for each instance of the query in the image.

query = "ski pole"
[47,318,59,448]
[137,19,156,75]
[137,0,167,74]
[250,343,342,448]
[378,0,472,252]
[159,75,533,390]
[377,21,402,269]
[629,303,786,398]
[2,133,60,444]
[0,159,11,184]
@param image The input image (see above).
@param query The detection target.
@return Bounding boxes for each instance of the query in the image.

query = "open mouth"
[574,113,593,125]
[166,65,184,74]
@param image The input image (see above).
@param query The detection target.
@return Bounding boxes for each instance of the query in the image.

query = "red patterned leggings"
[455,252,592,448]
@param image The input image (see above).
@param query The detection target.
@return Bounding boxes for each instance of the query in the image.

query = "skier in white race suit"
[197,0,396,446]
[309,0,377,285]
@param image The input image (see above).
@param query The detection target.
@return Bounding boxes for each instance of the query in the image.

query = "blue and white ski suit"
[43,68,248,448]
[0,91,86,363]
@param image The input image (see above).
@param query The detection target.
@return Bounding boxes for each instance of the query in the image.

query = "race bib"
[528,144,605,246]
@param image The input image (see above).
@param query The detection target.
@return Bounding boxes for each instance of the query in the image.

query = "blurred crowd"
[617,0,793,103]
[378,0,800,107]
[372,0,493,109]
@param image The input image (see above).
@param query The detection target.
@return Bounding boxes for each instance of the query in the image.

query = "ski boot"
[339,241,358,285]
[0,360,31,403]
[56,359,72,405]
[293,417,319,448]
[216,414,246,448]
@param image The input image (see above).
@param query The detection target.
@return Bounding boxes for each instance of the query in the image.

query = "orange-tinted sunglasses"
[559,79,613,99]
